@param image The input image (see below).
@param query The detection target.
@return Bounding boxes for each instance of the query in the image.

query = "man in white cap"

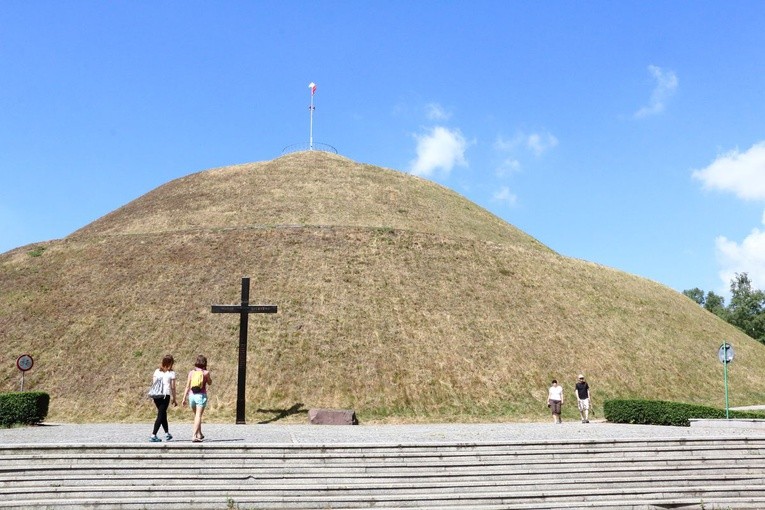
[575,374,591,423]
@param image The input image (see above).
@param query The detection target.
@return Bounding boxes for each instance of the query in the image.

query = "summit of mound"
[71,151,550,253]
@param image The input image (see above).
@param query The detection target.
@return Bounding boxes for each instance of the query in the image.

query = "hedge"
[603,399,765,427]
[0,392,50,427]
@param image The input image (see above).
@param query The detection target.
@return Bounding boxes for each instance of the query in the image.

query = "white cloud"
[409,126,468,177]
[492,186,518,207]
[494,134,522,152]
[715,215,765,292]
[492,131,557,177]
[634,65,678,119]
[692,142,765,201]
[495,132,558,157]
[496,157,521,178]
[526,132,559,156]
[693,141,765,292]
[425,103,451,121]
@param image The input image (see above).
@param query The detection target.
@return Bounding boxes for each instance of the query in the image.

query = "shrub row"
[0,392,50,427]
[604,399,765,427]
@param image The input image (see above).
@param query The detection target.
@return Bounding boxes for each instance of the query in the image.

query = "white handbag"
[147,376,164,399]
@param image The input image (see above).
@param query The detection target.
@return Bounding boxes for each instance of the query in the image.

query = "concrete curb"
[690,418,765,429]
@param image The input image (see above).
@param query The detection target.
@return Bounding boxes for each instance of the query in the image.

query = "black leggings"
[152,396,170,435]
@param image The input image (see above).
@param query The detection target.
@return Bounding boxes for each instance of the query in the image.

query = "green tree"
[727,273,765,342]
[683,288,705,305]
[682,287,727,320]
[704,291,727,319]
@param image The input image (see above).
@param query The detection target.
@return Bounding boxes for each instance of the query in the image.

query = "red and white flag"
[309,82,317,95]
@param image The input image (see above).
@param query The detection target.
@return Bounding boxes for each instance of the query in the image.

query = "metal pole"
[724,343,730,419]
[20,371,24,392]
[309,83,315,150]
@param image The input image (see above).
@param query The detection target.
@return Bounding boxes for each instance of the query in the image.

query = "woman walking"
[547,379,563,424]
[149,354,177,442]
[181,355,212,442]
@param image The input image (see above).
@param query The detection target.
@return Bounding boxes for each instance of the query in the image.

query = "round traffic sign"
[718,343,734,364]
[16,354,33,372]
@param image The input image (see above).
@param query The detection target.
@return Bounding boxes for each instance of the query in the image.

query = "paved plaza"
[3,419,765,445]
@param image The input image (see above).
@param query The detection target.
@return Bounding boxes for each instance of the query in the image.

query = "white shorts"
[577,398,590,411]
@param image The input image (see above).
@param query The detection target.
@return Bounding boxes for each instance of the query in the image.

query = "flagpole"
[308,82,316,151]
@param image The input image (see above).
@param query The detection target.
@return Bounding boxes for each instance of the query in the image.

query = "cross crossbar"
[211,305,278,314]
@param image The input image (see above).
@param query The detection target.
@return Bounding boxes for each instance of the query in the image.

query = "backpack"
[190,370,205,394]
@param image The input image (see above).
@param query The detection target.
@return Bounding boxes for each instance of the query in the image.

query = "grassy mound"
[2,151,765,423]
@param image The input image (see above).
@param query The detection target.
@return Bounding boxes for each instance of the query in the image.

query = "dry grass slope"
[2,151,765,424]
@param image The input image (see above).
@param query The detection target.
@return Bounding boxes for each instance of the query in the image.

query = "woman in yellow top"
[181,355,212,442]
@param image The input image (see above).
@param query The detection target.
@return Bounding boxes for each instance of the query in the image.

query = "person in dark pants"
[150,354,177,442]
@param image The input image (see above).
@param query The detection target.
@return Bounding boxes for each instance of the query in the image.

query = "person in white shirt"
[149,354,177,442]
[547,379,564,424]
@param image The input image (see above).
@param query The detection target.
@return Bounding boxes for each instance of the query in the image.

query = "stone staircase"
[2,437,765,509]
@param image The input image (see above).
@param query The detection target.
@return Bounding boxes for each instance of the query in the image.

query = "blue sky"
[2,1,765,299]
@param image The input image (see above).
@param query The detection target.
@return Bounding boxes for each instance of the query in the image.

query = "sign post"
[16,354,34,391]
[718,342,734,419]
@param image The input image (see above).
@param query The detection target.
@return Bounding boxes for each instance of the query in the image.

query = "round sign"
[718,343,734,364]
[16,354,33,372]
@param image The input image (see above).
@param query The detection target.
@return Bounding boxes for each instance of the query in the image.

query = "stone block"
[308,408,358,425]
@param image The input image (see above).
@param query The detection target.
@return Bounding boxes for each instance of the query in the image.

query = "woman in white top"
[150,354,177,442]
[547,379,563,424]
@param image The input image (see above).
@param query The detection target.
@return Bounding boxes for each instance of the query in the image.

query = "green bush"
[604,399,765,427]
[0,392,50,427]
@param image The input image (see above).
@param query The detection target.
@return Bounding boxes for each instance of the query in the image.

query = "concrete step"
[3,437,765,509]
[3,456,763,477]
[2,478,765,498]
[4,470,764,487]
[4,463,765,484]
[3,490,765,509]
[2,436,764,453]
[3,438,764,461]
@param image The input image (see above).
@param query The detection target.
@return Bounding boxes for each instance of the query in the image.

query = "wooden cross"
[211,277,277,424]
